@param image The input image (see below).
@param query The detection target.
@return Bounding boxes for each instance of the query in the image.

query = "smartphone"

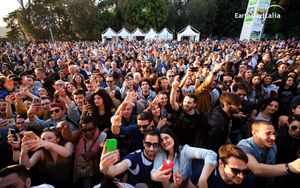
[161,160,174,174]
[7,118,16,126]
[33,98,41,104]
[8,128,18,143]
[23,131,38,142]
[105,139,117,152]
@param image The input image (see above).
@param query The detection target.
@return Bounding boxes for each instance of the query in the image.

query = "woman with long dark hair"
[151,127,217,188]
[87,89,115,132]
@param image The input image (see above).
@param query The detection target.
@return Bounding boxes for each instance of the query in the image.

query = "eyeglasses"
[226,165,250,176]
[144,141,159,148]
[50,109,61,114]
[138,125,148,130]
[223,80,233,84]
[106,80,113,83]
[290,125,300,131]
[81,127,96,133]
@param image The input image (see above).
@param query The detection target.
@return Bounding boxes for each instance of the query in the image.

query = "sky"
[0,0,20,27]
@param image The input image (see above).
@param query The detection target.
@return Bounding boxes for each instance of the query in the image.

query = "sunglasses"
[106,80,113,83]
[138,125,148,130]
[227,165,250,176]
[81,127,96,133]
[223,80,233,84]
[290,125,300,131]
[168,75,175,77]
[50,109,61,114]
[144,141,159,148]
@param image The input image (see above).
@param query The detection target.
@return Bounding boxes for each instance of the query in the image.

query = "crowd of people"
[0,38,300,188]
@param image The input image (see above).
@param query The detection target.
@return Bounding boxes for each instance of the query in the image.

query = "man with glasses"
[26,102,78,132]
[105,75,120,94]
[237,121,300,188]
[275,116,300,188]
[111,110,159,151]
[166,70,175,86]
[218,73,234,94]
[59,116,107,188]
[100,130,160,187]
[191,144,255,188]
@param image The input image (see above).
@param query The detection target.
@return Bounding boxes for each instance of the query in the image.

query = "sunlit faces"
[222,76,233,88]
[150,104,161,117]
[263,75,272,85]
[74,94,85,106]
[236,89,247,101]
[265,101,279,115]
[182,96,196,112]
[0,173,30,188]
[288,120,300,138]
[160,133,174,151]
[252,76,261,85]
[253,123,276,149]
[159,94,168,106]
[220,157,249,185]
[94,94,104,107]
[245,69,253,79]
[74,75,83,83]
[50,107,64,121]
[41,131,60,144]
[66,83,76,93]
[137,119,152,134]
[286,77,295,87]
[80,122,96,139]
[38,88,48,97]
[292,105,300,116]
[122,103,133,119]
[125,76,134,87]
[141,81,150,92]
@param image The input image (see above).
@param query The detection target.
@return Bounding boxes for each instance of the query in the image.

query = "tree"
[119,0,169,31]
[3,11,24,40]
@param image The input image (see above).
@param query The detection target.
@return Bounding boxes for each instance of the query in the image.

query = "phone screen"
[105,139,117,152]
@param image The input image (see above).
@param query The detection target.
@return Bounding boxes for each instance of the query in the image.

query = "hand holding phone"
[161,160,174,175]
[22,131,38,142]
[8,128,19,144]
[105,139,117,153]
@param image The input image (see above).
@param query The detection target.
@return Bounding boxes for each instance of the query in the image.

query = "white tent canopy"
[117,27,132,40]
[177,25,200,42]
[158,28,173,40]
[145,28,159,40]
[101,27,117,40]
[131,27,145,37]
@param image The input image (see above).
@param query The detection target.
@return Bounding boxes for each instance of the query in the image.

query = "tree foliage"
[3,0,300,40]
[116,0,169,31]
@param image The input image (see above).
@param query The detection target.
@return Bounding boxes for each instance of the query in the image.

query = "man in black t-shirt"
[170,80,202,146]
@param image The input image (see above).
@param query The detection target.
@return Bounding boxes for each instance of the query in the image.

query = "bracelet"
[285,163,293,174]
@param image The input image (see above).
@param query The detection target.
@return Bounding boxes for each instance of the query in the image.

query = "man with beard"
[170,80,202,146]
[237,121,300,188]
[99,130,160,188]
[201,92,241,152]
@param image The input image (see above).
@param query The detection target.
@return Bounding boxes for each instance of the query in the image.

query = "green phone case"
[105,139,117,152]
